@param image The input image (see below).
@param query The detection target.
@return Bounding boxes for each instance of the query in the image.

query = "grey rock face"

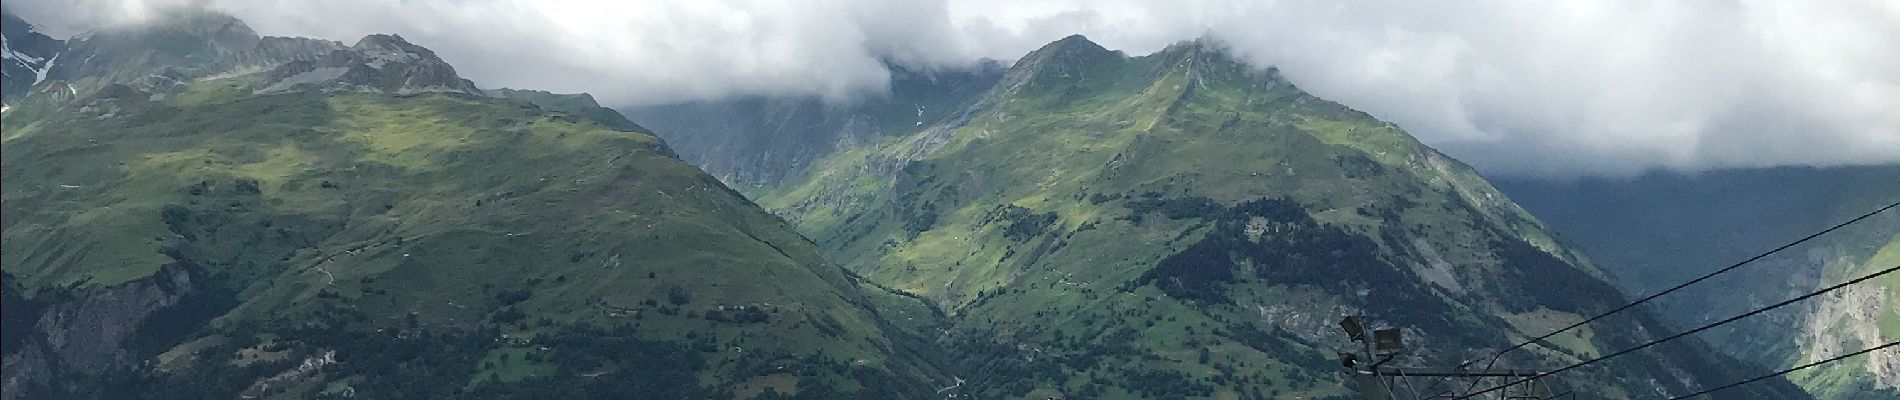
[1,8,62,102]
[254,34,480,95]
[5,9,484,107]
[1,265,202,400]
[7,9,341,106]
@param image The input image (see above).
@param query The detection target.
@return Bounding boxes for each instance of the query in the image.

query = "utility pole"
[1337,316,1564,400]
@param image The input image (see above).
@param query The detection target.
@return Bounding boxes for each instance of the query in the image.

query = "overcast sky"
[8,0,1897,177]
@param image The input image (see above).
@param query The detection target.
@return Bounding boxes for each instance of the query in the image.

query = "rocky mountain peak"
[255,34,479,95]
[349,34,437,65]
[996,34,1125,98]
[154,10,262,51]
[1151,36,1224,62]
[1008,34,1118,73]
[1040,34,1113,56]
[28,8,341,97]
[1148,36,1291,92]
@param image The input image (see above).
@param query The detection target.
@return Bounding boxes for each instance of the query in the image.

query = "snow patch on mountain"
[2,9,64,100]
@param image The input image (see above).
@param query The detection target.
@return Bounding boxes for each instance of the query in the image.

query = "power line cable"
[1665,340,1898,400]
[1460,199,1900,372]
[1455,199,1899,398]
[1453,264,1900,400]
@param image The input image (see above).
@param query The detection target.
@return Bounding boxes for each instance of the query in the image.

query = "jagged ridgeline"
[0,11,943,399]
[641,36,1816,398]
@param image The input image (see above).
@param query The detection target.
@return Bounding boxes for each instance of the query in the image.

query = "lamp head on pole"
[1339,315,1367,342]
[1373,328,1405,353]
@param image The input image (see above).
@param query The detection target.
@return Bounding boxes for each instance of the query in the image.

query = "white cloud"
[7,0,1896,177]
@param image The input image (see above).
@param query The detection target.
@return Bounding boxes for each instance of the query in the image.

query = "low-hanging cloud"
[7,0,1897,177]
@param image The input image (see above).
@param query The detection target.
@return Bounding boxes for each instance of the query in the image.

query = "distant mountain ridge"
[488,88,648,132]
[1495,165,1900,399]
[624,59,1004,192]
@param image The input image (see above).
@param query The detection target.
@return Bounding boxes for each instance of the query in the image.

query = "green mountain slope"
[1495,166,1900,399]
[0,16,939,400]
[738,36,1810,398]
[489,88,647,133]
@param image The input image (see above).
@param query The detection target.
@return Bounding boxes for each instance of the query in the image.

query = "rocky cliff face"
[1790,235,1900,399]
[0,10,343,117]
[1,8,62,102]
[254,34,480,95]
[45,12,339,85]
[1,265,218,400]
[1803,283,1894,386]
[7,12,478,107]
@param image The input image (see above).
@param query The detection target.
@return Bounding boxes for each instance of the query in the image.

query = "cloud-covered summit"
[7,0,1895,177]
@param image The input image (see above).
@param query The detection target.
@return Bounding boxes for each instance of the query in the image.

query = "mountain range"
[628,34,1815,399]
[4,6,1884,400]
